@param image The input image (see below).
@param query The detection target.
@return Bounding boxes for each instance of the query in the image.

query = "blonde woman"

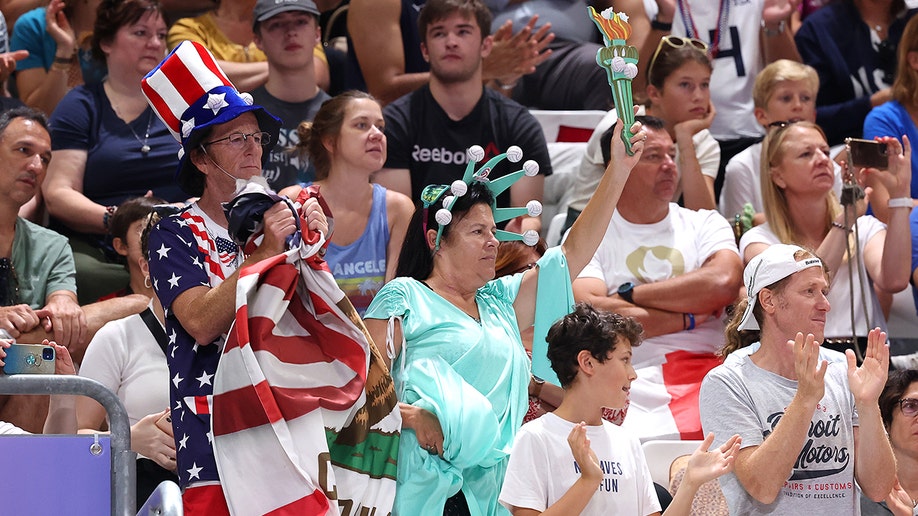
[739,121,911,354]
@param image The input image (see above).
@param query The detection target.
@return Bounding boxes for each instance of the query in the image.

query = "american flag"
[211,185,400,515]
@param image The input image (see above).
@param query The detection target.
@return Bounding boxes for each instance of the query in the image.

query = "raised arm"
[673,102,717,210]
[13,0,76,114]
[760,0,802,64]
[561,118,645,277]
[849,328,896,501]
[861,136,912,293]
[514,118,645,330]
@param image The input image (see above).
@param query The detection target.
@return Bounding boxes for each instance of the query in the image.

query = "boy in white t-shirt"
[499,303,741,515]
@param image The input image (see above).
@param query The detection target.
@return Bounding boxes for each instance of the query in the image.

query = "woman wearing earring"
[280,91,414,315]
[739,121,912,354]
[42,0,184,303]
[566,35,718,229]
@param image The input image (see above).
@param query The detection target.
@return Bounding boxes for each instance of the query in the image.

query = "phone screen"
[846,138,889,170]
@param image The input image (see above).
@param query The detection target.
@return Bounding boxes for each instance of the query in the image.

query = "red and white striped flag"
[212,203,400,515]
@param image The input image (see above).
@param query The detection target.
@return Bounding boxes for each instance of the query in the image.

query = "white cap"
[737,244,823,331]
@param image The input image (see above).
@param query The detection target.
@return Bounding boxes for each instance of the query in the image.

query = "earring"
[144,276,152,289]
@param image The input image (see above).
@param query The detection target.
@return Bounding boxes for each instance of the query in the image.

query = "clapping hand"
[567,422,602,483]
[682,432,741,489]
[846,327,889,405]
[792,332,828,405]
[484,16,554,87]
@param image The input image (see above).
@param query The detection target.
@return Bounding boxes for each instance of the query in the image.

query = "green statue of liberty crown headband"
[420,144,543,250]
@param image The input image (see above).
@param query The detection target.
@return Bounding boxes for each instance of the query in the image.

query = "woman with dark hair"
[42,0,183,303]
[280,91,414,315]
[862,369,918,515]
[363,117,647,515]
[77,204,178,511]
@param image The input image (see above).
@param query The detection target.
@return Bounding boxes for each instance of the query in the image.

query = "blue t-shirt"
[10,8,105,85]
[863,100,918,198]
[49,82,184,207]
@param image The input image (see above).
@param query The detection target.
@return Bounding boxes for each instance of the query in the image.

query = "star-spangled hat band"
[141,40,281,194]
[421,145,543,250]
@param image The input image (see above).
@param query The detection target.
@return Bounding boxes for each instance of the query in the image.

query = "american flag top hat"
[141,40,281,194]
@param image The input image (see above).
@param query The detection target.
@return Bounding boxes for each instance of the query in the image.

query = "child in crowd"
[499,303,741,515]
[720,59,842,222]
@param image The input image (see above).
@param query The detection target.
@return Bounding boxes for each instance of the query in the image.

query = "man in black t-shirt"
[377,0,551,233]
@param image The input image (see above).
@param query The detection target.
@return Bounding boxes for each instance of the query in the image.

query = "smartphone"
[155,410,172,435]
[846,138,889,170]
[3,343,55,374]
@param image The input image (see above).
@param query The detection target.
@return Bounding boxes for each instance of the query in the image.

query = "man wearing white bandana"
[700,243,896,515]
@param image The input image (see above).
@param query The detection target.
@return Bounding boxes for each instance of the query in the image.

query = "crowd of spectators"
[0,0,917,513]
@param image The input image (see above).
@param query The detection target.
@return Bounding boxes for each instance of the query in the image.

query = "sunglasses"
[647,36,709,82]
[898,398,918,418]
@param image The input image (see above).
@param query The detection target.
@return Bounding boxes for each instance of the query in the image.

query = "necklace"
[676,0,730,58]
[126,110,154,156]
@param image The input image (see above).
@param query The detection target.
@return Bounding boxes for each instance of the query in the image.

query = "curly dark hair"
[546,303,643,388]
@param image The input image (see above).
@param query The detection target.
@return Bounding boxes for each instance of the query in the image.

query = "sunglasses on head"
[647,36,709,81]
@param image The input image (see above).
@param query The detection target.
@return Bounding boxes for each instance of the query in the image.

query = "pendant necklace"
[128,110,154,156]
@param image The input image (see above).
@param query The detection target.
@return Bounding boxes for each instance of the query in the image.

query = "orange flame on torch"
[588,6,632,42]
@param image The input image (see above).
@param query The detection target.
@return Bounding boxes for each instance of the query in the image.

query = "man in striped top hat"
[140,40,329,514]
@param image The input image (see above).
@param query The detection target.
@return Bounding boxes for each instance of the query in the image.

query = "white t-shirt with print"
[499,412,661,515]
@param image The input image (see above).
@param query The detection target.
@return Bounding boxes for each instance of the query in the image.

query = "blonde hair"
[752,59,819,109]
[760,121,840,244]
[893,15,918,108]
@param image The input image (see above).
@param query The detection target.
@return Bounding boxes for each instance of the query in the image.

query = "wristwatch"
[617,282,635,304]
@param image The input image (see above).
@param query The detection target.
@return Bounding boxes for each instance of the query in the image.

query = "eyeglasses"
[647,36,709,82]
[204,131,271,148]
[898,398,918,418]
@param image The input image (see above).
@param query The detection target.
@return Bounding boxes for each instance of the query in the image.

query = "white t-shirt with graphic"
[577,206,739,367]
[700,347,859,515]
[499,412,661,515]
